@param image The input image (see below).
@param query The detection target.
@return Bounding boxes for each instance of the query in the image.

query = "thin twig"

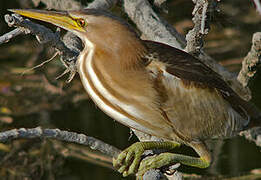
[0,127,121,158]
[237,32,261,87]
[22,51,59,75]
[0,28,24,45]
[3,13,79,82]
[201,1,208,34]
[185,0,209,54]
[4,13,78,62]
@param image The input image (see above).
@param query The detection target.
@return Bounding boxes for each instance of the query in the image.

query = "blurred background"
[0,0,261,179]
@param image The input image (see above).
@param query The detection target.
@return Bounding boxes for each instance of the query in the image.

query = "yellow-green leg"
[113,141,211,178]
[113,141,180,177]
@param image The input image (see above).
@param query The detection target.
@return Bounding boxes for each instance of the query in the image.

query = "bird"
[10,9,261,178]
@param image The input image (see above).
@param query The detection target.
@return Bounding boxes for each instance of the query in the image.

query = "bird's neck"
[84,31,147,70]
[77,34,152,96]
[90,39,151,93]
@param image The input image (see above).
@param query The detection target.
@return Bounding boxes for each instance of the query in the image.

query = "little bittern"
[10,9,261,178]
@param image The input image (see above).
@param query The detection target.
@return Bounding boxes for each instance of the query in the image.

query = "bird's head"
[9,9,145,60]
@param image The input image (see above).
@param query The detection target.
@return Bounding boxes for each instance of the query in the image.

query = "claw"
[118,165,127,174]
[113,142,145,176]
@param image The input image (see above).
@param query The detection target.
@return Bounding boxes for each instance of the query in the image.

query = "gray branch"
[153,0,168,13]
[153,0,167,7]
[0,28,24,44]
[34,0,83,10]
[237,32,261,87]
[123,0,186,50]
[240,127,261,147]
[237,32,261,147]
[184,2,261,147]
[33,0,119,10]
[4,13,79,62]
[253,0,261,15]
[0,127,121,158]
[2,13,79,81]
[87,0,118,10]
[185,0,209,54]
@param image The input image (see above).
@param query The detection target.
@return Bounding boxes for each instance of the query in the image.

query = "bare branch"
[237,32,261,87]
[185,0,210,54]
[153,0,167,7]
[34,0,118,11]
[0,28,24,45]
[87,0,118,10]
[184,0,252,101]
[4,13,79,82]
[123,0,186,50]
[235,31,261,150]
[5,13,78,60]
[200,1,208,34]
[0,127,121,158]
[240,127,261,147]
[253,0,261,15]
[143,169,168,180]
[153,0,168,13]
[37,0,83,10]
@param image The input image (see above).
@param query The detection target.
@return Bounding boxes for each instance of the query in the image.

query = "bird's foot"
[113,142,145,177]
[113,141,210,178]
[136,152,210,178]
[113,141,180,177]
[137,153,180,178]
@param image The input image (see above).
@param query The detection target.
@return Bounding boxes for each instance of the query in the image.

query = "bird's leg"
[137,142,211,178]
[113,141,180,177]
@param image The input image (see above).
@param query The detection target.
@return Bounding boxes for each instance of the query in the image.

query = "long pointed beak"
[8,9,84,32]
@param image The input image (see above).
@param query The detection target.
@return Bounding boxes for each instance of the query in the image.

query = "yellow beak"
[8,9,84,32]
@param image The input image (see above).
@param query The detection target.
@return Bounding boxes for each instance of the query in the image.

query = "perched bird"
[10,9,261,178]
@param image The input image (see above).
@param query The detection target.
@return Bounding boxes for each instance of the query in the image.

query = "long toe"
[137,153,174,177]
[113,142,146,176]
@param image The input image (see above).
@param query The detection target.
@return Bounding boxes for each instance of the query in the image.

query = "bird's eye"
[76,18,86,27]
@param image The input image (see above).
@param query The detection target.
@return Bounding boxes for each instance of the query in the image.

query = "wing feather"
[144,40,261,132]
